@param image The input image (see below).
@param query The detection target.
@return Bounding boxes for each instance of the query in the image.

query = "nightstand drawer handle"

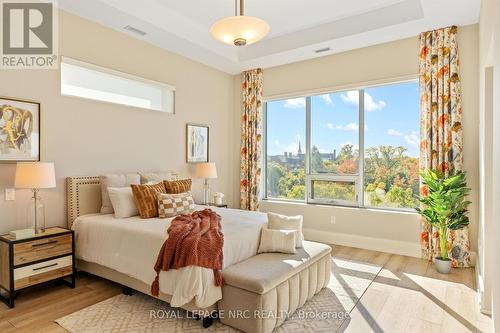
[32,263,58,271]
[31,240,58,248]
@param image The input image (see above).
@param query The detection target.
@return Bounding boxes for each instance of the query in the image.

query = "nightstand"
[0,227,75,308]
[208,203,228,208]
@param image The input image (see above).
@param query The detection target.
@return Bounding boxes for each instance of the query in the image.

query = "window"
[264,80,420,210]
[363,83,420,209]
[265,98,306,200]
[61,57,175,113]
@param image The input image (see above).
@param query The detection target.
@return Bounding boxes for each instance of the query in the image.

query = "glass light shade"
[210,16,270,46]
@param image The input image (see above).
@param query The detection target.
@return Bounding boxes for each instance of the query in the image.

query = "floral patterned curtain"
[240,69,263,211]
[419,26,471,267]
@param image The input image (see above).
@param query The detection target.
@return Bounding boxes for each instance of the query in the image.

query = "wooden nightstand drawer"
[13,234,72,266]
[14,256,73,290]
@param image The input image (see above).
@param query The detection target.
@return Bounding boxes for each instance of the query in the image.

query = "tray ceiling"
[59,0,480,74]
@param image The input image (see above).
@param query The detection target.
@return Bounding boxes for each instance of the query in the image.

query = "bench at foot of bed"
[219,241,332,333]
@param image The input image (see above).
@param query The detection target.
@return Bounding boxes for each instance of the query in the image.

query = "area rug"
[56,257,382,333]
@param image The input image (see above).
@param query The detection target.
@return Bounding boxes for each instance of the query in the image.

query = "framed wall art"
[0,97,40,162]
[186,124,209,163]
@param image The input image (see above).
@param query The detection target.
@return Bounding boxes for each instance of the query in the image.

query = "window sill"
[260,198,418,216]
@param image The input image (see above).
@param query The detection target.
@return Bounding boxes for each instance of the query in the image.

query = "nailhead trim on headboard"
[66,176,101,228]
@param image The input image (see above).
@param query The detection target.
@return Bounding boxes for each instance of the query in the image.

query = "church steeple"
[297,140,302,155]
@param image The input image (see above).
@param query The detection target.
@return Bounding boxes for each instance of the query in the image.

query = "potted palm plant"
[416,169,471,274]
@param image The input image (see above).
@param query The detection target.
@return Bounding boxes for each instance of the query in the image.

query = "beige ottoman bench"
[219,240,332,333]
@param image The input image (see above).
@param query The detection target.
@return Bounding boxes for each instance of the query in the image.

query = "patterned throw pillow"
[157,192,195,218]
[130,182,167,218]
[163,179,192,194]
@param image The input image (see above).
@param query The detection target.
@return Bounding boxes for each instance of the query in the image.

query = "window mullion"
[262,102,268,200]
[305,96,311,203]
[358,89,365,207]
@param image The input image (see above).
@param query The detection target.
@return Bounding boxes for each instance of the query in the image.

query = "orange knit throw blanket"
[151,209,224,297]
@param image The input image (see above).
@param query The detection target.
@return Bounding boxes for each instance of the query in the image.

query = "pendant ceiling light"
[210,0,269,46]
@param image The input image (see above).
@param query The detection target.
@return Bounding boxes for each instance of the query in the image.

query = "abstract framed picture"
[186,124,209,163]
[0,97,40,162]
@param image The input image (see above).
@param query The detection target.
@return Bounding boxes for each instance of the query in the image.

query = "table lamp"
[15,162,56,234]
[194,162,217,205]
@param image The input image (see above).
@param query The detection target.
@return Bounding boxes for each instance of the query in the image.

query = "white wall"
[478,0,500,327]
[0,10,236,234]
[254,25,480,257]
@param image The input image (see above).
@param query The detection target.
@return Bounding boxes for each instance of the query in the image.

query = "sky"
[266,81,420,158]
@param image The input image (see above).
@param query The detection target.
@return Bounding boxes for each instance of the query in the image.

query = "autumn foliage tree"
[267,144,419,208]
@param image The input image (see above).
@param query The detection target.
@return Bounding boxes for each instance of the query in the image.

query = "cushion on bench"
[222,240,331,294]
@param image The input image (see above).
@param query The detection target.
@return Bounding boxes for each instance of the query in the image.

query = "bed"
[66,176,332,332]
[67,176,266,309]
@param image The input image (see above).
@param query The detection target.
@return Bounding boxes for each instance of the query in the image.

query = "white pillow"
[258,228,296,254]
[107,187,139,218]
[139,171,174,184]
[100,173,140,214]
[267,212,304,248]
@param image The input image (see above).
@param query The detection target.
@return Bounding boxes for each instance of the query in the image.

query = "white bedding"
[72,206,267,308]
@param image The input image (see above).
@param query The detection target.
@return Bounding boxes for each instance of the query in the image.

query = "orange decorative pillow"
[163,179,192,194]
[131,182,167,218]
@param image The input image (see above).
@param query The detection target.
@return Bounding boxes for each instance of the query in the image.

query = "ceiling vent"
[314,47,331,53]
[124,25,147,36]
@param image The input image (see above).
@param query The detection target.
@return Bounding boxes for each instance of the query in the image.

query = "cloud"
[284,98,305,109]
[319,94,333,105]
[340,91,358,106]
[404,131,419,148]
[342,123,359,132]
[340,91,386,112]
[366,96,386,111]
[327,122,363,132]
[387,129,403,136]
[270,134,303,155]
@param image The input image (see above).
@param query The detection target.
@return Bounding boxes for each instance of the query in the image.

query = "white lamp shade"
[194,162,218,179]
[210,16,270,46]
[15,162,56,189]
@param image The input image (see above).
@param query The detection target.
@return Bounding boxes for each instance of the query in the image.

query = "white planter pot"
[435,257,452,274]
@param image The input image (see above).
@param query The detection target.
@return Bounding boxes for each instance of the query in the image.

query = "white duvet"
[72,206,267,308]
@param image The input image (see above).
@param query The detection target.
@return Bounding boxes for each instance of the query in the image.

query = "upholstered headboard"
[66,176,101,228]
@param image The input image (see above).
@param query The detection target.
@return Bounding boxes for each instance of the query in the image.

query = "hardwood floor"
[0,273,121,333]
[336,246,492,333]
[0,245,492,333]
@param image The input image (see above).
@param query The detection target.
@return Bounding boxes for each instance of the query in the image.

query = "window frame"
[263,79,419,212]
[60,56,176,114]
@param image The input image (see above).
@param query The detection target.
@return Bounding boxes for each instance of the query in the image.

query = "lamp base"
[28,189,46,234]
[203,179,210,205]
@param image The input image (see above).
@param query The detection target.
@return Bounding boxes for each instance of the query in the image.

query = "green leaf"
[415,169,471,254]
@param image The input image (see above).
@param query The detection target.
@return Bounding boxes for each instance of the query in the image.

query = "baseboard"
[303,228,422,258]
[476,270,493,315]
[304,228,478,266]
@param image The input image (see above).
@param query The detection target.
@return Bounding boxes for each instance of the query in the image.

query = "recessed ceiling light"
[124,25,147,36]
[210,0,269,46]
